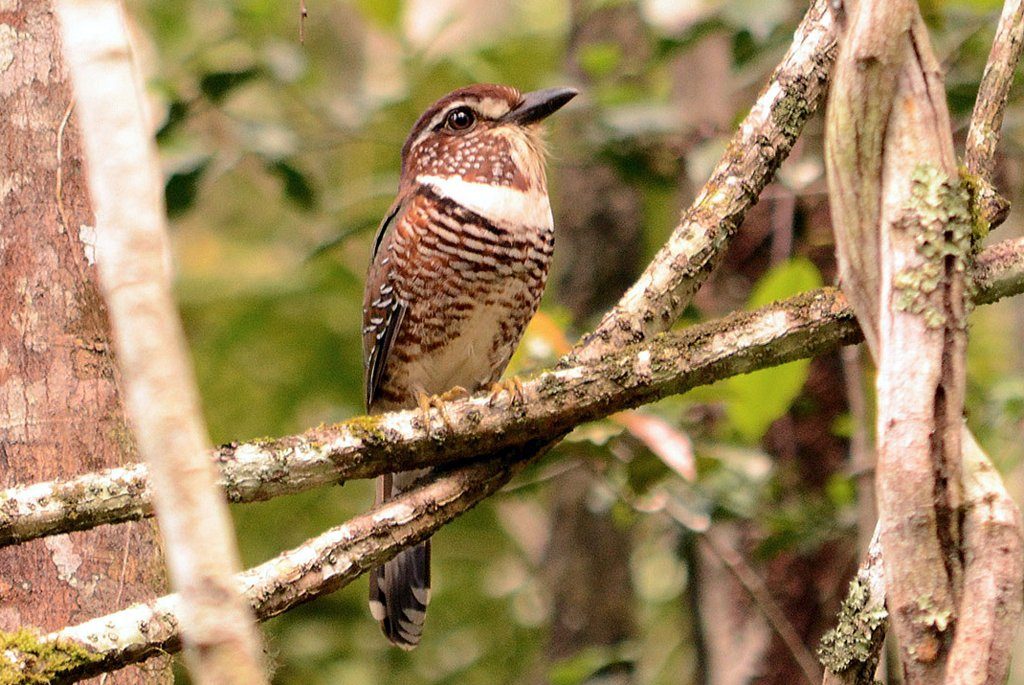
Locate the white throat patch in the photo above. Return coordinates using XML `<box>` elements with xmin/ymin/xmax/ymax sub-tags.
<box><xmin>417</xmin><ymin>174</ymin><xmax>553</xmax><ymax>229</ymax></box>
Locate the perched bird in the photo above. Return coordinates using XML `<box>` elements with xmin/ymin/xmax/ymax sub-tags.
<box><xmin>362</xmin><ymin>83</ymin><xmax>577</xmax><ymax>649</ymax></box>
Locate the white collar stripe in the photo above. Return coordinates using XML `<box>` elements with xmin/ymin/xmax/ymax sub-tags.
<box><xmin>417</xmin><ymin>174</ymin><xmax>552</xmax><ymax>229</ymax></box>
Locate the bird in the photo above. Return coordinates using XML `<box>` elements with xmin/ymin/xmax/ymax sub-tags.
<box><xmin>362</xmin><ymin>83</ymin><xmax>577</xmax><ymax>649</ymax></box>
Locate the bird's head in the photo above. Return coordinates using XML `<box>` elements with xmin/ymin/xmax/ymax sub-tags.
<box><xmin>399</xmin><ymin>84</ymin><xmax>577</xmax><ymax>197</ymax></box>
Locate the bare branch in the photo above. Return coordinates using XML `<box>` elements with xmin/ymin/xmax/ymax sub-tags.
<box><xmin>573</xmin><ymin>0</ymin><xmax>837</xmax><ymax>362</ymax></box>
<box><xmin>3</xmin><ymin>453</ymin><xmax>537</xmax><ymax>683</ymax></box>
<box><xmin>55</xmin><ymin>1</ymin><xmax>266</xmax><ymax>682</ymax></box>
<box><xmin>0</xmin><ymin>0</ymin><xmax>842</xmax><ymax>560</ymax></box>
<box><xmin>2</xmin><ymin>238</ymin><xmax>1024</xmax><ymax>551</ymax></box>
<box><xmin>0</xmin><ymin>288</ymin><xmax>856</xmax><ymax>545</ymax></box>
<box><xmin>961</xmin><ymin>0</ymin><xmax>1024</xmax><ymax>231</ymax></box>
<box><xmin>965</xmin><ymin>0</ymin><xmax>1024</xmax><ymax>185</ymax></box>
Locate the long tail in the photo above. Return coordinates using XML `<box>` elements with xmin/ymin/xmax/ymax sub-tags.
<box><xmin>368</xmin><ymin>472</ymin><xmax>431</xmax><ymax>650</ymax></box>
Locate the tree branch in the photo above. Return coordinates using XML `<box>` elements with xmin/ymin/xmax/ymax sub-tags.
<box><xmin>818</xmin><ymin>424</ymin><xmax>1024</xmax><ymax>684</ymax></box>
<box><xmin>945</xmin><ymin>429</ymin><xmax>1024</xmax><ymax>685</ymax></box>
<box><xmin>4</xmin><ymin>1</ymin><xmax>1023</xmax><ymax>679</ymax></box>
<box><xmin>962</xmin><ymin>0</ymin><xmax>1023</xmax><ymax>231</ymax></box>
<box><xmin>965</xmin><ymin>0</ymin><xmax>1024</xmax><ymax>186</ymax></box>
<box><xmin>2</xmin><ymin>238</ymin><xmax>1023</xmax><ymax>553</ymax></box>
<box><xmin>572</xmin><ymin>0</ymin><xmax>837</xmax><ymax>362</ymax></box>
<box><xmin>0</xmin><ymin>0</ymin><xmax>839</xmax><ymax>553</ymax></box>
<box><xmin>2</xmin><ymin>453</ymin><xmax>535</xmax><ymax>683</ymax></box>
<box><xmin>55</xmin><ymin>1</ymin><xmax>267</xmax><ymax>682</ymax></box>
<box><xmin>819</xmin><ymin>528</ymin><xmax>886</xmax><ymax>685</ymax></box>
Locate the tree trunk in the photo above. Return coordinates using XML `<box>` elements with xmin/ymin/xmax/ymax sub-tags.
<box><xmin>0</xmin><ymin>3</ymin><xmax>169</xmax><ymax>682</ymax></box>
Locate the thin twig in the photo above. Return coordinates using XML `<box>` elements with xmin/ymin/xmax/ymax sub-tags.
<box><xmin>698</xmin><ymin>527</ymin><xmax>823</xmax><ymax>684</ymax></box>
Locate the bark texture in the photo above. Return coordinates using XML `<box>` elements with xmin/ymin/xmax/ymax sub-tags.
<box><xmin>0</xmin><ymin>2</ymin><xmax>168</xmax><ymax>682</ymax></box>
<box><xmin>824</xmin><ymin>0</ymin><xmax>1024</xmax><ymax>682</ymax></box>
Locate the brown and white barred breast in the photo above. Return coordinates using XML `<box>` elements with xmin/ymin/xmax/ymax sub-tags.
<box><xmin>363</xmin><ymin>85</ymin><xmax>555</xmax><ymax>413</ymax></box>
<box><xmin>362</xmin><ymin>184</ymin><xmax>554</xmax><ymax>411</ymax></box>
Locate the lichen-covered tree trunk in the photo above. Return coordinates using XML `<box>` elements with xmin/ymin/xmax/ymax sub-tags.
<box><xmin>0</xmin><ymin>3</ymin><xmax>168</xmax><ymax>682</ymax></box>
<box><xmin>823</xmin><ymin>0</ymin><xmax>1024</xmax><ymax>682</ymax></box>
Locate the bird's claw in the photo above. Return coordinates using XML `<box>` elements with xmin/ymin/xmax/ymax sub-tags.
<box><xmin>415</xmin><ymin>386</ymin><xmax>468</xmax><ymax>433</ymax></box>
<box><xmin>487</xmin><ymin>377</ymin><xmax>525</xmax><ymax>407</ymax></box>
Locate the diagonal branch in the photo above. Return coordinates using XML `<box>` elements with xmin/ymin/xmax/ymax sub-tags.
<box><xmin>0</xmin><ymin>289</ymin><xmax>859</xmax><ymax>546</ymax></box>
<box><xmin>0</xmin><ymin>0</ymin><xmax>841</xmax><ymax>554</ymax></box>
<box><xmin>572</xmin><ymin>0</ymin><xmax>837</xmax><ymax>362</ymax></box>
<box><xmin>3</xmin><ymin>452</ymin><xmax>536</xmax><ymax>683</ymax></box>
<box><xmin>963</xmin><ymin>0</ymin><xmax>1024</xmax><ymax>231</ymax></box>
<box><xmin>965</xmin><ymin>0</ymin><xmax>1024</xmax><ymax>186</ymax></box>
<box><xmin>2</xmin><ymin>237</ymin><xmax>1023</xmax><ymax>553</ymax></box>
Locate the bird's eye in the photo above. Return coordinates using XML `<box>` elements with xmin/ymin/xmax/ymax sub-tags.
<box><xmin>445</xmin><ymin>107</ymin><xmax>475</xmax><ymax>131</ymax></box>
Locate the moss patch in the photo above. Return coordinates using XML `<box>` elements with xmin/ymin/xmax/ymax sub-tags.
<box><xmin>0</xmin><ymin>628</ymin><xmax>102</xmax><ymax>684</ymax></box>
<box><xmin>818</xmin><ymin>577</ymin><xmax>888</xmax><ymax>674</ymax></box>
<box><xmin>892</xmin><ymin>164</ymin><xmax>973</xmax><ymax>328</ymax></box>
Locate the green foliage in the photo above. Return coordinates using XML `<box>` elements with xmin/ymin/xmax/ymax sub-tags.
<box><xmin>549</xmin><ymin>648</ymin><xmax>631</xmax><ymax>685</ymax></box>
<box><xmin>724</xmin><ymin>258</ymin><xmax>822</xmax><ymax>443</ymax></box>
<box><xmin>577</xmin><ymin>42</ymin><xmax>623</xmax><ymax>78</ymax></box>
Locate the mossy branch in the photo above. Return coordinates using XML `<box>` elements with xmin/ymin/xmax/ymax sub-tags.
<box><xmin>0</xmin><ymin>238</ymin><xmax>1022</xmax><ymax>555</ymax></box>
<box><xmin>819</xmin><ymin>529</ymin><xmax>886</xmax><ymax>685</ymax></box>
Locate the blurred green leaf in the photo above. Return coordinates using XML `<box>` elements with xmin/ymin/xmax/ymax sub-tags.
<box><xmin>199</xmin><ymin>67</ymin><xmax>262</xmax><ymax>103</ymax></box>
<box><xmin>747</xmin><ymin>256</ymin><xmax>822</xmax><ymax>309</ymax></box>
<box><xmin>578</xmin><ymin>42</ymin><xmax>623</xmax><ymax>78</ymax></box>
<box><xmin>725</xmin><ymin>359</ymin><xmax>811</xmax><ymax>443</ymax></box>
<box><xmin>548</xmin><ymin>647</ymin><xmax>626</xmax><ymax>685</ymax></box>
<box><xmin>268</xmin><ymin>159</ymin><xmax>318</xmax><ymax>210</ymax></box>
<box><xmin>165</xmin><ymin>157</ymin><xmax>211</xmax><ymax>217</ymax></box>
<box><xmin>355</xmin><ymin>0</ymin><xmax>401</xmax><ymax>28</ymax></box>
<box><xmin>723</xmin><ymin>258</ymin><xmax>822</xmax><ymax>442</ymax></box>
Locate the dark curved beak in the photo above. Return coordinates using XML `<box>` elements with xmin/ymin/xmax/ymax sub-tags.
<box><xmin>502</xmin><ymin>87</ymin><xmax>579</xmax><ymax>125</ymax></box>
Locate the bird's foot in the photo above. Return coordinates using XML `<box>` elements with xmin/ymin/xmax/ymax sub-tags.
<box><xmin>415</xmin><ymin>386</ymin><xmax>468</xmax><ymax>433</ymax></box>
<box><xmin>488</xmin><ymin>377</ymin><xmax>525</xmax><ymax>407</ymax></box>
<box><xmin>437</xmin><ymin>385</ymin><xmax>470</xmax><ymax>403</ymax></box>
